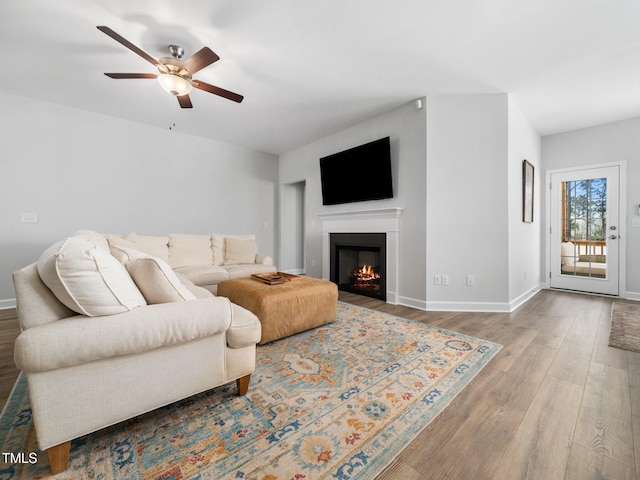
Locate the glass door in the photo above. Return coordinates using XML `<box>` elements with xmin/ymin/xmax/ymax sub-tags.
<box><xmin>550</xmin><ymin>166</ymin><xmax>619</xmax><ymax>295</ymax></box>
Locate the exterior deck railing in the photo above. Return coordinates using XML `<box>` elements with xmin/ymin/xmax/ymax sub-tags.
<box><xmin>570</xmin><ymin>240</ymin><xmax>606</xmax><ymax>256</ymax></box>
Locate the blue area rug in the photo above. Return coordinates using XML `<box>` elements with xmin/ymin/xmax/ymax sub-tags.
<box><xmin>0</xmin><ymin>302</ymin><xmax>501</xmax><ymax>479</ymax></box>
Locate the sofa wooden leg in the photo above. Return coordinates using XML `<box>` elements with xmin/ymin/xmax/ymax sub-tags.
<box><xmin>47</xmin><ymin>441</ymin><xmax>71</xmax><ymax>474</ymax></box>
<box><xmin>236</xmin><ymin>374</ymin><xmax>251</xmax><ymax>396</ymax></box>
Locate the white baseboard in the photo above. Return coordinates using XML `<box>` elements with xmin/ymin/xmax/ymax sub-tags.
<box><xmin>0</xmin><ymin>298</ymin><xmax>16</xmax><ymax>310</ymax></box>
<box><xmin>396</xmin><ymin>295</ymin><xmax>427</xmax><ymax>311</ymax></box>
<box><xmin>625</xmin><ymin>291</ymin><xmax>640</xmax><ymax>302</ymax></box>
<box><xmin>509</xmin><ymin>284</ymin><xmax>543</xmax><ymax>312</ymax></box>
<box><xmin>425</xmin><ymin>300</ymin><xmax>512</xmax><ymax>313</ymax></box>
<box><xmin>426</xmin><ymin>284</ymin><xmax>543</xmax><ymax>313</ymax></box>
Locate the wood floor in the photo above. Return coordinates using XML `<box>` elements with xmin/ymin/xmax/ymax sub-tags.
<box><xmin>1</xmin><ymin>289</ymin><xmax>638</xmax><ymax>479</ymax></box>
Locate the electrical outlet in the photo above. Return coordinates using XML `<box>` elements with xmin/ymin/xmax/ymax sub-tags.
<box><xmin>442</xmin><ymin>274</ymin><xmax>449</xmax><ymax>286</ymax></box>
<box><xmin>434</xmin><ymin>274</ymin><xmax>442</xmax><ymax>285</ymax></box>
<box><xmin>466</xmin><ymin>275</ymin><xmax>475</xmax><ymax>286</ymax></box>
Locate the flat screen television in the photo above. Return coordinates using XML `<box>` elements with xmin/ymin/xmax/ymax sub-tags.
<box><xmin>319</xmin><ymin>136</ymin><xmax>393</xmax><ymax>206</ymax></box>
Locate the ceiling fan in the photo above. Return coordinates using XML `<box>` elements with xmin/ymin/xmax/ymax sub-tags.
<box><xmin>97</xmin><ymin>25</ymin><xmax>243</xmax><ymax>108</ymax></box>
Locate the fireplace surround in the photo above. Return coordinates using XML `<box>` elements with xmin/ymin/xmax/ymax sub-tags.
<box><xmin>318</xmin><ymin>208</ymin><xmax>403</xmax><ymax>304</ymax></box>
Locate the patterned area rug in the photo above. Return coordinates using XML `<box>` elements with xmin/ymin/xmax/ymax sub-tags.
<box><xmin>609</xmin><ymin>302</ymin><xmax>640</xmax><ymax>353</ymax></box>
<box><xmin>1</xmin><ymin>302</ymin><xmax>501</xmax><ymax>479</ymax></box>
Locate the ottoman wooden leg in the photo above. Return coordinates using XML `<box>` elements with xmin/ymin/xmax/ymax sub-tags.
<box><xmin>236</xmin><ymin>374</ymin><xmax>251</xmax><ymax>396</ymax></box>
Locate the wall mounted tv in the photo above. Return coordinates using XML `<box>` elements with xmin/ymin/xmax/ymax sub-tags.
<box><xmin>319</xmin><ymin>136</ymin><xmax>393</xmax><ymax>206</ymax></box>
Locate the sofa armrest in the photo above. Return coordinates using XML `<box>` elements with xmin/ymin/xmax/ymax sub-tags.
<box><xmin>255</xmin><ymin>254</ymin><xmax>273</xmax><ymax>266</ymax></box>
<box><xmin>15</xmin><ymin>297</ymin><xmax>234</xmax><ymax>373</ymax></box>
<box><xmin>227</xmin><ymin>304</ymin><xmax>261</xmax><ymax>348</ymax></box>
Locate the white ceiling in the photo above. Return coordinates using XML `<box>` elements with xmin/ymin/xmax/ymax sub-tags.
<box><xmin>2</xmin><ymin>0</ymin><xmax>640</xmax><ymax>155</ymax></box>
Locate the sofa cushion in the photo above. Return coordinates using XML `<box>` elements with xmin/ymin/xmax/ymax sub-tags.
<box><xmin>167</xmin><ymin>234</ymin><xmax>213</xmax><ymax>269</ymax></box>
<box><xmin>126</xmin><ymin>257</ymin><xmax>197</xmax><ymax>304</ymax></box>
<box><xmin>173</xmin><ymin>264</ymin><xmax>230</xmax><ymax>286</ymax></box>
<box><xmin>37</xmin><ymin>237</ymin><xmax>146</xmax><ymax>317</ymax></box>
<box><xmin>212</xmin><ymin>234</ymin><xmax>255</xmax><ymax>266</ymax></box>
<box><xmin>224</xmin><ymin>237</ymin><xmax>257</xmax><ymax>265</ymax></box>
<box><xmin>173</xmin><ymin>272</ymin><xmax>212</xmax><ymax>298</ymax></box>
<box><xmin>107</xmin><ymin>234</ymin><xmax>170</xmax><ymax>262</ymax></box>
<box><xmin>224</xmin><ymin>263</ymin><xmax>278</xmax><ymax>279</ymax></box>
<box><xmin>562</xmin><ymin>262</ymin><xmax>607</xmax><ymax>276</ymax></box>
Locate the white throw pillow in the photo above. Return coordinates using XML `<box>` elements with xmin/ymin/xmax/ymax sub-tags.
<box><xmin>212</xmin><ymin>234</ymin><xmax>255</xmax><ymax>266</ymax></box>
<box><xmin>224</xmin><ymin>237</ymin><xmax>257</xmax><ymax>265</ymax></box>
<box><xmin>37</xmin><ymin>237</ymin><xmax>146</xmax><ymax>317</ymax></box>
<box><xmin>560</xmin><ymin>241</ymin><xmax>577</xmax><ymax>266</ymax></box>
<box><xmin>109</xmin><ymin>245</ymin><xmax>150</xmax><ymax>265</ymax></box>
<box><xmin>126</xmin><ymin>256</ymin><xmax>197</xmax><ymax>304</ymax></box>
<box><xmin>73</xmin><ymin>230</ymin><xmax>110</xmax><ymax>252</ymax></box>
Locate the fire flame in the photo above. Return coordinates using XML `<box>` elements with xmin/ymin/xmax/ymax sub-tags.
<box><xmin>353</xmin><ymin>264</ymin><xmax>380</xmax><ymax>282</ymax></box>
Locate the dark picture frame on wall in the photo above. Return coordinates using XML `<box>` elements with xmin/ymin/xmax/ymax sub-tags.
<box><xmin>522</xmin><ymin>159</ymin><xmax>534</xmax><ymax>223</ymax></box>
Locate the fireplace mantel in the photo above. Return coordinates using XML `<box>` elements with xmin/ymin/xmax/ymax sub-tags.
<box><xmin>317</xmin><ymin>207</ymin><xmax>403</xmax><ymax>233</ymax></box>
<box><xmin>318</xmin><ymin>207</ymin><xmax>403</xmax><ymax>304</ymax></box>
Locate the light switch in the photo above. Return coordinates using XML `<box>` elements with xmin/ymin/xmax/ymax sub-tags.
<box><xmin>21</xmin><ymin>213</ymin><xmax>38</xmax><ymax>224</ymax></box>
<box><xmin>632</xmin><ymin>218</ymin><xmax>640</xmax><ymax>228</ymax></box>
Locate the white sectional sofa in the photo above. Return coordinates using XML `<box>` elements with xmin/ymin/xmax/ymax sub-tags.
<box><xmin>11</xmin><ymin>230</ymin><xmax>272</xmax><ymax>474</ymax></box>
<box><xmin>105</xmin><ymin>231</ymin><xmax>277</xmax><ymax>293</ymax></box>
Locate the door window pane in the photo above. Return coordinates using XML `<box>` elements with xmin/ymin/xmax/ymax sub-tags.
<box><xmin>560</xmin><ymin>178</ymin><xmax>607</xmax><ymax>278</ymax></box>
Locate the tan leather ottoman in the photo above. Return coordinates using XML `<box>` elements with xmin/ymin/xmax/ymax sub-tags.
<box><xmin>217</xmin><ymin>276</ymin><xmax>338</xmax><ymax>344</ymax></box>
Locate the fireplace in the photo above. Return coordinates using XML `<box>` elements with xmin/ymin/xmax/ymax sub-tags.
<box><xmin>330</xmin><ymin>233</ymin><xmax>386</xmax><ymax>301</ymax></box>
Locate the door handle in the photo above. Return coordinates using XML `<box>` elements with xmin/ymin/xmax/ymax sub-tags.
<box><xmin>609</xmin><ymin>235</ymin><xmax>618</xmax><ymax>240</ymax></box>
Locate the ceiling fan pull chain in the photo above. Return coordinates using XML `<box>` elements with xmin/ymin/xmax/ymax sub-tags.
<box><xmin>169</xmin><ymin>94</ymin><xmax>176</xmax><ymax>131</ymax></box>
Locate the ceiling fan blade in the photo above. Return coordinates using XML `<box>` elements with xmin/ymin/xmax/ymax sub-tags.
<box><xmin>177</xmin><ymin>95</ymin><xmax>193</xmax><ymax>108</ymax></box>
<box><xmin>192</xmin><ymin>80</ymin><xmax>244</xmax><ymax>103</ymax></box>
<box><xmin>104</xmin><ymin>73</ymin><xmax>158</xmax><ymax>79</ymax></box>
<box><xmin>183</xmin><ymin>47</ymin><xmax>220</xmax><ymax>74</ymax></box>
<box><xmin>97</xmin><ymin>26</ymin><xmax>159</xmax><ymax>67</ymax></box>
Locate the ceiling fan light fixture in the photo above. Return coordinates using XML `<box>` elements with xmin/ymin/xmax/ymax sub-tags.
<box><xmin>157</xmin><ymin>73</ymin><xmax>192</xmax><ymax>96</ymax></box>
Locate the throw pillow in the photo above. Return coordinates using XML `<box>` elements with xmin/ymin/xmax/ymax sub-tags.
<box><xmin>73</xmin><ymin>230</ymin><xmax>110</xmax><ymax>252</ymax></box>
<box><xmin>37</xmin><ymin>237</ymin><xmax>146</xmax><ymax>317</ymax></box>
<box><xmin>212</xmin><ymin>234</ymin><xmax>255</xmax><ymax>266</ymax></box>
<box><xmin>224</xmin><ymin>237</ymin><xmax>257</xmax><ymax>265</ymax></box>
<box><xmin>560</xmin><ymin>241</ymin><xmax>577</xmax><ymax>266</ymax></box>
<box><xmin>126</xmin><ymin>256</ymin><xmax>197</xmax><ymax>304</ymax></box>
<box><xmin>109</xmin><ymin>245</ymin><xmax>150</xmax><ymax>265</ymax></box>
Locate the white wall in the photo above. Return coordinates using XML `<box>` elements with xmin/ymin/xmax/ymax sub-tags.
<box><xmin>279</xmin><ymin>100</ymin><xmax>427</xmax><ymax>308</ymax></box>
<box><xmin>508</xmin><ymin>99</ymin><xmax>542</xmax><ymax>307</ymax></box>
<box><xmin>542</xmin><ymin>117</ymin><xmax>640</xmax><ymax>299</ymax></box>
<box><xmin>0</xmin><ymin>91</ymin><xmax>278</xmax><ymax>306</ymax></box>
<box><xmin>426</xmin><ymin>95</ymin><xmax>511</xmax><ymax>310</ymax></box>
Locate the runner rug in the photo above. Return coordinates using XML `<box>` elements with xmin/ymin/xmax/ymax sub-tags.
<box><xmin>609</xmin><ymin>302</ymin><xmax>640</xmax><ymax>353</ymax></box>
<box><xmin>1</xmin><ymin>302</ymin><xmax>501</xmax><ymax>479</ymax></box>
